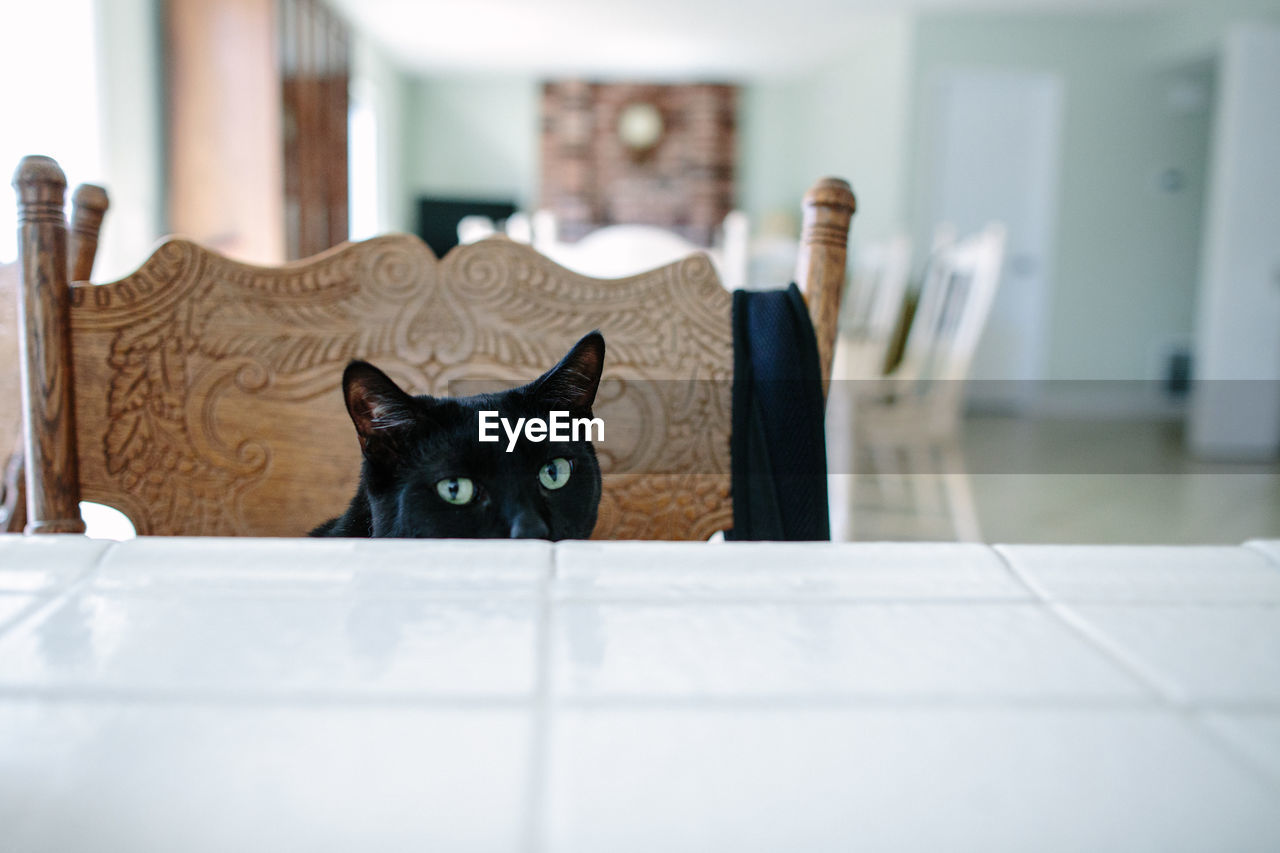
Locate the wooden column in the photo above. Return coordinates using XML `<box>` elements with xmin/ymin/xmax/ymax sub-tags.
<box><xmin>166</xmin><ymin>0</ymin><xmax>286</xmax><ymax>263</ymax></box>
<box><xmin>13</xmin><ymin>156</ymin><xmax>85</xmax><ymax>534</ymax></box>
<box><xmin>794</xmin><ymin>177</ymin><xmax>856</xmax><ymax>394</ymax></box>
<box><xmin>166</xmin><ymin>0</ymin><xmax>350</xmax><ymax>262</ymax></box>
<box><xmin>68</xmin><ymin>184</ymin><xmax>109</xmax><ymax>282</ymax></box>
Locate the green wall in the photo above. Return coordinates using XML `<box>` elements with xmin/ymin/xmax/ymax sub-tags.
<box><xmin>907</xmin><ymin>9</ymin><xmax>1276</xmax><ymax>382</ymax></box>
<box><xmin>403</xmin><ymin>75</ymin><xmax>541</xmax><ymax>213</ymax></box>
<box><xmin>740</xmin><ymin>15</ymin><xmax>915</xmax><ymax>250</ymax></box>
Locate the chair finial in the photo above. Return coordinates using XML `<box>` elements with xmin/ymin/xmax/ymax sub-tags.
<box><xmin>796</xmin><ymin>177</ymin><xmax>857</xmax><ymax>393</ymax></box>
<box><xmin>13</xmin><ymin>155</ymin><xmax>68</xmax><ymax>225</ymax></box>
<box><xmin>802</xmin><ymin>178</ymin><xmax>857</xmax><ymax>244</ymax></box>
<box><xmin>69</xmin><ymin>184</ymin><xmax>110</xmax><ymax>282</ymax></box>
<box><xmin>72</xmin><ymin>183</ymin><xmax>110</xmax><ymax>217</ymax></box>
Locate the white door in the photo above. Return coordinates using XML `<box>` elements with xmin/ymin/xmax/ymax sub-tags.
<box><xmin>926</xmin><ymin>70</ymin><xmax>1063</xmax><ymax>410</ymax></box>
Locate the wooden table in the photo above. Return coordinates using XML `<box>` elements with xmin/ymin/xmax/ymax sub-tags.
<box><xmin>2</xmin><ymin>536</ymin><xmax>1279</xmax><ymax>851</ymax></box>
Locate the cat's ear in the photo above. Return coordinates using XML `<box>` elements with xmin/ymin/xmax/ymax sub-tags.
<box><xmin>534</xmin><ymin>331</ymin><xmax>605</xmax><ymax>411</ymax></box>
<box><xmin>342</xmin><ymin>361</ymin><xmax>420</xmax><ymax>457</ymax></box>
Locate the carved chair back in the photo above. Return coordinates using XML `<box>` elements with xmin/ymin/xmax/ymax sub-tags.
<box><xmin>15</xmin><ymin>156</ymin><xmax>853</xmax><ymax>538</ymax></box>
<box><xmin>2</xmin><ymin>179</ymin><xmax>108</xmax><ymax>533</ymax></box>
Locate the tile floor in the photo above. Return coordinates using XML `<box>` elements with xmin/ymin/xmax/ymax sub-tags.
<box><xmin>2</xmin><ymin>535</ymin><xmax>1279</xmax><ymax>851</ymax></box>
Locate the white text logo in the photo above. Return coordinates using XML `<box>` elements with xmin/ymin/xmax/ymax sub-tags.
<box><xmin>478</xmin><ymin>411</ymin><xmax>604</xmax><ymax>452</ymax></box>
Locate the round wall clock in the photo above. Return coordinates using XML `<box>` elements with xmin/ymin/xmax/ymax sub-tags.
<box><xmin>617</xmin><ymin>101</ymin><xmax>664</xmax><ymax>152</ymax></box>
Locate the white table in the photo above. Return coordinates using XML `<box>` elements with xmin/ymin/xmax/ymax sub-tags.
<box><xmin>2</xmin><ymin>535</ymin><xmax>1279</xmax><ymax>852</ymax></box>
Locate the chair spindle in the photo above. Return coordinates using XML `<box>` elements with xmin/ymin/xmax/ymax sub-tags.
<box><xmin>794</xmin><ymin>177</ymin><xmax>856</xmax><ymax>394</ymax></box>
<box><xmin>13</xmin><ymin>155</ymin><xmax>85</xmax><ymax>533</ymax></box>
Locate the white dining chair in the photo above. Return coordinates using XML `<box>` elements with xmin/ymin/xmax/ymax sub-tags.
<box><xmin>530</xmin><ymin>209</ymin><xmax>750</xmax><ymax>290</ymax></box>
<box><xmin>840</xmin><ymin>223</ymin><xmax>1007</xmax><ymax>542</ymax></box>
<box><xmin>833</xmin><ymin>234</ymin><xmax>913</xmax><ymax>381</ymax></box>
<box><xmin>456</xmin><ymin>215</ymin><xmax>498</xmax><ymax>245</ymax></box>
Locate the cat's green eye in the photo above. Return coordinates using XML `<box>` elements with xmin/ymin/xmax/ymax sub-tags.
<box><xmin>539</xmin><ymin>457</ymin><xmax>572</xmax><ymax>490</ymax></box>
<box><xmin>436</xmin><ymin>477</ymin><xmax>475</xmax><ymax>506</ymax></box>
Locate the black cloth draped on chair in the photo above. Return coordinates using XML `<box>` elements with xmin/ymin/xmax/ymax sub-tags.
<box><xmin>728</xmin><ymin>283</ymin><xmax>830</xmax><ymax>541</ymax></box>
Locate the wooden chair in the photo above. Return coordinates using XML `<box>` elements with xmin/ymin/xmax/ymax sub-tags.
<box><xmin>1</xmin><ymin>180</ymin><xmax>109</xmax><ymax>533</ymax></box>
<box><xmin>15</xmin><ymin>155</ymin><xmax>853</xmax><ymax>538</ymax></box>
<box><xmin>837</xmin><ymin>224</ymin><xmax>1006</xmax><ymax>541</ymax></box>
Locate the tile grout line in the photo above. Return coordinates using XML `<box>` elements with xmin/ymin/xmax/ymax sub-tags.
<box><xmin>520</xmin><ymin>546</ymin><xmax>556</xmax><ymax>853</ymax></box>
<box><xmin>990</xmin><ymin>545</ymin><xmax>1187</xmax><ymax>706</ymax></box>
<box><xmin>547</xmin><ymin>594</ymin><xmax>1043</xmax><ymax>606</ymax></box>
<box><xmin>0</xmin><ymin>684</ymin><xmax>540</xmax><ymax>707</ymax></box>
<box><xmin>1243</xmin><ymin>540</ymin><xmax>1280</xmax><ymax>572</ymax></box>
<box><xmin>1192</xmin><ymin>710</ymin><xmax>1280</xmax><ymax>793</ymax></box>
<box><xmin>992</xmin><ymin>544</ymin><xmax>1280</xmax><ymax>795</ymax></box>
<box><xmin>1178</xmin><ymin>539</ymin><xmax>1280</xmax><ymax>794</ymax></box>
<box><xmin>0</xmin><ymin>683</ymin><xmax>1237</xmax><ymax>711</ymax></box>
<box><xmin>981</xmin><ymin>542</ymin><xmax>1042</xmax><ymax>601</ymax></box>
<box><xmin>0</xmin><ymin>538</ymin><xmax>118</xmax><ymax>640</ymax></box>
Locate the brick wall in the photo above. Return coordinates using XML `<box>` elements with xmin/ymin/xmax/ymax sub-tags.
<box><xmin>540</xmin><ymin>81</ymin><xmax>736</xmax><ymax>246</ymax></box>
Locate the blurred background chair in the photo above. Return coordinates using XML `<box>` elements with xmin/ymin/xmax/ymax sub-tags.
<box><xmin>834</xmin><ymin>223</ymin><xmax>1006</xmax><ymax>541</ymax></box>
<box><xmin>455</xmin><ymin>214</ymin><xmax>499</xmax><ymax>244</ymax></box>
<box><xmin>530</xmin><ymin>209</ymin><xmax>750</xmax><ymax>291</ymax></box>
<box><xmin>14</xmin><ymin>156</ymin><xmax>853</xmax><ymax>539</ymax></box>
<box><xmin>1</xmin><ymin>182</ymin><xmax>108</xmax><ymax>534</ymax></box>
<box><xmin>832</xmin><ymin>234</ymin><xmax>913</xmax><ymax>382</ymax></box>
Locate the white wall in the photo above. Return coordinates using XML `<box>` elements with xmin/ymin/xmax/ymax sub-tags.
<box><xmin>1189</xmin><ymin>25</ymin><xmax>1280</xmax><ymax>458</ymax></box>
<box><xmin>1</xmin><ymin>0</ymin><xmax>112</xmax><ymax>267</ymax></box>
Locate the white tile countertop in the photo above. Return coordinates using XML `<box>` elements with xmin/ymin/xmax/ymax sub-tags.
<box><xmin>1</xmin><ymin>535</ymin><xmax>1278</xmax><ymax>852</ymax></box>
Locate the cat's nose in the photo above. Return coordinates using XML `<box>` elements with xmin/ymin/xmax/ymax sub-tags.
<box><xmin>508</xmin><ymin>511</ymin><xmax>549</xmax><ymax>540</ymax></box>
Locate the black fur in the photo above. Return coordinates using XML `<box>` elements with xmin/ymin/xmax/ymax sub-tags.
<box><xmin>311</xmin><ymin>332</ymin><xmax>605</xmax><ymax>539</ymax></box>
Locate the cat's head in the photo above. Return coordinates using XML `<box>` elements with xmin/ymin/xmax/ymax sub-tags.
<box><xmin>341</xmin><ymin>332</ymin><xmax>605</xmax><ymax>539</ymax></box>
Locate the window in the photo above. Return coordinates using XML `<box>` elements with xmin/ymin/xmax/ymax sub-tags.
<box><xmin>0</xmin><ymin>0</ymin><xmax>103</xmax><ymax>263</ymax></box>
<box><xmin>347</xmin><ymin>80</ymin><xmax>380</xmax><ymax>241</ymax></box>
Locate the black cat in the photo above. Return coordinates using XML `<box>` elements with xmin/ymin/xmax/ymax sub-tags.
<box><xmin>311</xmin><ymin>332</ymin><xmax>605</xmax><ymax>539</ymax></box>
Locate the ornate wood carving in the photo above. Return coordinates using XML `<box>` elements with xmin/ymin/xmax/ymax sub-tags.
<box><xmin>794</xmin><ymin>177</ymin><xmax>856</xmax><ymax>393</ymax></box>
<box><xmin>68</xmin><ymin>235</ymin><xmax>735</xmax><ymax>538</ymax></box>
<box><xmin>13</xmin><ymin>156</ymin><xmax>85</xmax><ymax>534</ymax></box>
